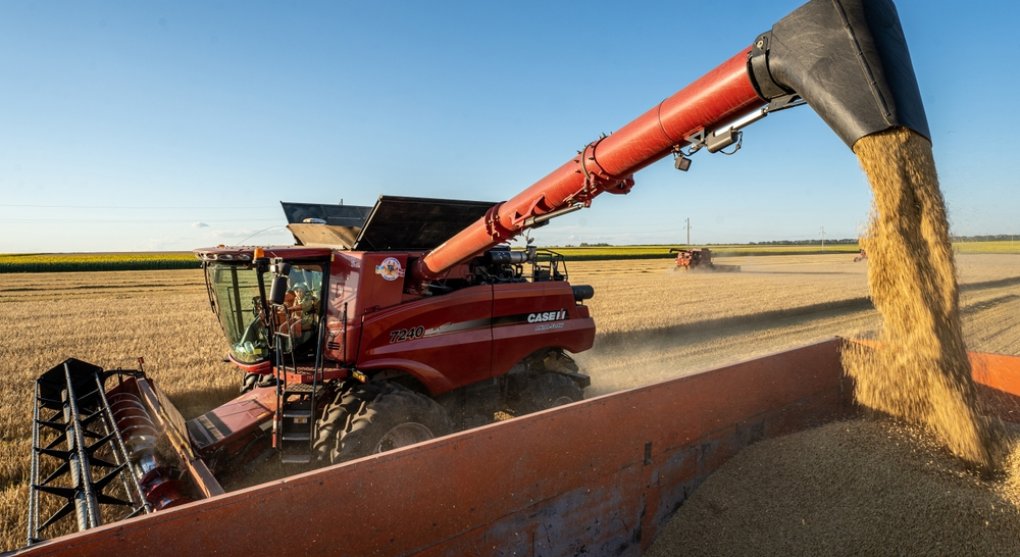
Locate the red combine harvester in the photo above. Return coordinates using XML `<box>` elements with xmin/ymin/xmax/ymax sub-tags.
<box><xmin>669</xmin><ymin>247</ymin><xmax>740</xmax><ymax>271</ymax></box>
<box><xmin>21</xmin><ymin>0</ymin><xmax>947</xmax><ymax>553</ymax></box>
<box><xmin>195</xmin><ymin>196</ymin><xmax>597</xmax><ymax>464</ymax></box>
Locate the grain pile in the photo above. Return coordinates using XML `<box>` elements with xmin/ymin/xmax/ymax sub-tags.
<box><xmin>645</xmin><ymin>419</ymin><xmax>1020</xmax><ymax>556</ymax></box>
<box><xmin>842</xmin><ymin>127</ymin><xmax>1005</xmax><ymax>469</ymax></box>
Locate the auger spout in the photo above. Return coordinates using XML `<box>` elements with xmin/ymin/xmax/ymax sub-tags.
<box><xmin>749</xmin><ymin>0</ymin><xmax>930</xmax><ymax>148</ymax></box>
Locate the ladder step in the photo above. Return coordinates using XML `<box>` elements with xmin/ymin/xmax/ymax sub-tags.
<box><xmin>279</xmin><ymin>453</ymin><xmax>312</xmax><ymax>464</ymax></box>
<box><xmin>282</xmin><ymin>408</ymin><xmax>312</xmax><ymax>419</ymax></box>
<box><xmin>285</xmin><ymin>383</ymin><xmax>315</xmax><ymax>394</ymax></box>
<box><xmin>281</xmin><ymin>432</ymin><xmax>311</xmax><ymax>442</ymax></box>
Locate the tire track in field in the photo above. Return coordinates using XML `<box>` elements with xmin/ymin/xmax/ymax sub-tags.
<box><xmin>594</xmin><ymin>276</ymin><xmax>1020</xmax><ymax>351</ymax></box>
<box><xmin>594</xmin><ymin>297</ymin><xmax>874</xmax><ymax>351</ymax></box>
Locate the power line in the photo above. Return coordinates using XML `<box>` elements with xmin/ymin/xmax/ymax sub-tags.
<box><xmin>0</xmin><ymin>203</ymin><xmax>268</xmax><ymax>210</ymax></box>
<box><xmin>0</xmin><ymin>217</ymin><xmax>282</xmax><ymax>223</ymax></box>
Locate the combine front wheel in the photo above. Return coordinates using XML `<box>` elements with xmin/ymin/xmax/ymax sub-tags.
<box><xmin>315</xmin><ymin>381</ymin><xmax>452</xmax><ymax>464</ymax></box>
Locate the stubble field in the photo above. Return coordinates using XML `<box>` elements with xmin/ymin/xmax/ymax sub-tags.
<box><xmin>2</xmin><ymin>253</ymin><xmax>1019</xmax><ymax>551</ymax></box>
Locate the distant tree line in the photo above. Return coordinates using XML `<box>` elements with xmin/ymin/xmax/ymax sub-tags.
<box><xmin>747</xmin><ymin>235</ymin><xmax>1016</xmax><ymax>245</ymax></box>
<box><xmin>559</xmin><ymin>235</ymin><xmax>1016</xmax><ymax>249</ymax></box>
<box><xmin>949</xmin><ymin>234</ymin><xmax>1019</xmax><ymax>242</ymax></box>
<box><xmin>748</xmin><ymin>239</ymin><xmax>858</xmax><ymax>246</ymax></box>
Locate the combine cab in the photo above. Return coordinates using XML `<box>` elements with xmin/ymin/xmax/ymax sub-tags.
<box><xmin>670</xmin><ymin>247</ymin><xmax>741</xmax><ymax>272</ymax></box>
<box><xmin>19</xmin><ymin>0</ymin><xmax>943</xmax><ymax>552</ymax></box>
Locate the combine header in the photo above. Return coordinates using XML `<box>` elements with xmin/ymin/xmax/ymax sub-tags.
<box><xmin>19</xmin><ymin>0</ymin><xmax>947</xmax><ymax>553</ymax></box>
<box><xmin>27</xmin><ymin>360</ymin><xmax>209</xmax><ymax>542</ymax></box>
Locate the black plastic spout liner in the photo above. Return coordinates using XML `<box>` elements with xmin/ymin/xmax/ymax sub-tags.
<box><xmin>749</xmin><ymin>0</ymin><xmax>930</xmax><ymax>148</ymax></box>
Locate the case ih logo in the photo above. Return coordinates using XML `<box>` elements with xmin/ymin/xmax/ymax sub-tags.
<box><xmin>375</xmin><ymin>257</ymin><xmax>404</xmax><ymax>281</ymax></box>
<box><xmin>527</xmin><ymin>309</ymin><xmax>567</xmax><ymax>323</ymax></box>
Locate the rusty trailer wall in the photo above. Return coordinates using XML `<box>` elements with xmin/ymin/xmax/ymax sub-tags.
<box><xmin>14</xmin><ymin>339</ymin><xmax>854</xmax><ymax>557</ymax></box>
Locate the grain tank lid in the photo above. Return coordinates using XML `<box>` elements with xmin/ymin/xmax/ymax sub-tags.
<box><xmin>353</xmin><ymin>195</ymin><xmax>495</xmax><ymax>251</ymax></box>
<box><xmin>280</xmin><ymin>201</ymin><xmax>373</xmax><ymax>249</ymax></box>
<box><xmin>280</xmin><ymin>201</ymin><xmax>373</xmax><ymax>227</ymax></box>
<box><xmin>286</xmin><ymin>223</ymin><xmax>362</xmax><ymax>249</ymax></box>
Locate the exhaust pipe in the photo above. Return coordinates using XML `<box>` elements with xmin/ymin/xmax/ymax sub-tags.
<box><xmin>750</xmin><ymin>0</ymin><xmax>930</xmax><ymax>147</ymax></box>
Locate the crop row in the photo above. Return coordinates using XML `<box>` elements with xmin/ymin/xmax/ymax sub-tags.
<box><xmin>0</xmin><ymin>252</ymin><xmax>200</xmax><ymax>273</ymax></box>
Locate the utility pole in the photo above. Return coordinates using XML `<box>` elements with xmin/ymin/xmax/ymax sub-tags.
<box><xmin>685</xmin><ymin>218</ymin><xmax>691</xmax><ymax>246</ymax></box>
<box><xmin>820</xmin><ymin>226</ymin><xmax>826</xmax><ymax>248</ymax></box>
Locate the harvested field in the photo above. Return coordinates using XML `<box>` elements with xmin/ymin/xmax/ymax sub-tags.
<box><xmin>1</xmin><ymin>254</ymin><xmax>1019</xmax><ymax>551</ymax></box>
<box><xmin>577</xmin><ymin>253</ymin><xmax>1020</xmax><ymax>394</ymax></box>
<box><xmin>0</xmin><ymin>270</ymin><xmax>233</xmax><ymax>550</ymax></box>
<box><xmin>574</xmin><ymin>253</ymin><xmax>1018</xmax><ymax>336</ymax></box>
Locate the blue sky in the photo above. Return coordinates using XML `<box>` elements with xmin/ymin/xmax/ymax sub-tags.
<box><xmin>1</xmin><ymin>1</ymin><xmax>1017</xmax><ymax>253</ymax></box>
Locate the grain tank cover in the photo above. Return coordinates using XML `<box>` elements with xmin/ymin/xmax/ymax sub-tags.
<box><xmin>353</xmin><ymin>195</ymin><xmax>494</xmax><ymax>251</ymax></box>
<box><xmin>280</xmin><ymin>201</ymin><xmax>373</xmax><ymax>228</ymax></box>
<box><xmin>281</xmin><ymin>201</ymin><xmax>373</xmax><ymax>249</ymax></box>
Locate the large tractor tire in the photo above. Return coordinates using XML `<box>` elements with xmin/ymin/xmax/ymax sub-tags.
<box><xmin>507</xmin><ymin>372</ymin><xmax>584</xmax><ymax>415</ymax></box>
<box><xmin>314</xmin><ymin>381</ymin><xmax>452</xmax><ymax>464</ymax></box>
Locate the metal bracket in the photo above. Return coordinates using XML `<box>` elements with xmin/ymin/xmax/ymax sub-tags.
<box><xmin>684</xmin><ymin>130</ymin><xmax>706</xmax><ymax>155</ymax></box>
<box><xmin>680</xmin><ymin>92</ymin><xmax>805</xmax><ymax>160</ymax></box>
<box><xmin>766</xmin><ymin>93</ymin><xmax>806</xmax><ymax>114</ymax></box>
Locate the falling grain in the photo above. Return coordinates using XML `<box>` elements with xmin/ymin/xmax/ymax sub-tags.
<box><xmin>844</xmin><ymin>127</ymin><xmax>1005</xmax><ymax>469</ymax></box>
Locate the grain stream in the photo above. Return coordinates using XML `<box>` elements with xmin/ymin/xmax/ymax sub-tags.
<box><xmin>843</xmin><ymin>127</ymin><xmax>1005</xmax><ymax>469</ymax></box>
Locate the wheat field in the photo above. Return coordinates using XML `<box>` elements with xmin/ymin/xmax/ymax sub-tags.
<box><xmin>2</xmin><ymin>253</ymin><xmax>1019</xmax><ymax>551</ymax></box>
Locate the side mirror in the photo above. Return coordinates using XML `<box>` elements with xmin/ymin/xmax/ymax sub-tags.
<box><xmin>268</xmin><ymin>260</ymin><xmax>291</xmax><ymax>305</ymax></box>
<box><xmin>269</xmin><ymin>274</ymin><xmax>289</xmax><ymax>305</ymax></box>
